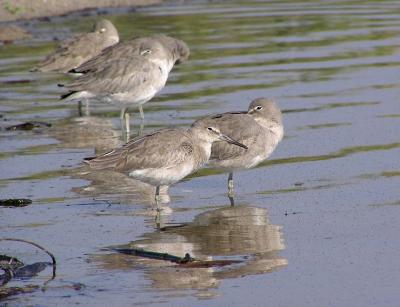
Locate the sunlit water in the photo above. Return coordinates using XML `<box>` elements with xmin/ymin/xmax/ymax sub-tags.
<box><xmin>1</xmin><ymin>0</ymin><xmax>400</xmax><ymax>306</ymax></box>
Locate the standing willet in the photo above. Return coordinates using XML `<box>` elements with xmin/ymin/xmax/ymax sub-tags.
<box><xmin>199</xmin><ymin>98</ymin><xmax>283</xmax><ymax>202</ymax></box>
<box><xmin>32</xmin><ymin>19</ymin><xmax>119</xmax><ymax>73</ymax></box>
<box><xmin>84</xmin><ymin>119</ymin><xmax>247</xmax><ymax>210</ymax></box>
<box><xmin>70</xmin><ymin>34</ymin><xmax>189</xmax><ymax>74</ymax></box>
<box><xmin>60</xmin><ymin>35</ymin><xmax>189</xmax><ymax>136</ymax></box>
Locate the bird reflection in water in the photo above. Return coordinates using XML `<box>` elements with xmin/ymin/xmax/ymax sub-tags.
<box><xmin>51</xmin><ymin>115</ymin><xmax>170</xmax><ymax>207</ymax></box>
<box><xmin>91</xmin><ymin>205</ymin><xmax>287</xmax><ymax>298</ymax></box>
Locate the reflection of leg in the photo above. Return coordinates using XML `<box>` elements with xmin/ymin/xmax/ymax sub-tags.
<box><xmin>155</xmin><ymin>210</ymin><xmax>161</xmax><ymax>229</ymax></box>
<box><xmin>155</xmin><ymin>186</ymin><xmax>161</xmax><ymax>211</ymax></box>
<box><xmin>139</xmin><ymin>105</ymin><xmax>144</xmax><ymax>120</ymax></box>
<box><xmin>228</xmin><ymin>172</ymin><xmax>234</xmax><ymax>198</ymax></box>
<box><xmin>138</xmin><ymin>120</ymin><xmax>144</xmax><ymax>136</ymax></box>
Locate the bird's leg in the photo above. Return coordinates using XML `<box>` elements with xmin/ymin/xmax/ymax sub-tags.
<box><xmin>78</xmin><ymin>101</ymin><xmax>83</xmax><ymax>117</ymax></box>
<box><xmin>154</xmin><ymin>186</ymin><xmax>161</xmax><ymax>229</ymax></box>
<box><xmin>124</xmin><ymin>111</ymin><xmax>130</xmax><ymax>135</ymax></box>
<box><xmin>78</xmin><ymin>98</ymin><xmax>90</xmax><ymax>117</ymax></box>
<box><xmin>229</xmin><ymin>195</ymin><xmax>235</xmax><ymax>207</ymax></box>
<box><xmin>138</xmin><ymin>105</ymin><xmax>145</xmax><ymax>136</ymax></box>
<box><xmin>124</xmin><ymin>112</ymin><xmax>130</xmax><ymax>141</ymax></box>
<box><xmin>120</xmin><ymin>107</ymin><xmax>130</xmax><ymax>142</ymax></box>
<box><xmin>228</xmin><ymin>172</ymin><xmax>234</xmax><ymax>200</ymax></box>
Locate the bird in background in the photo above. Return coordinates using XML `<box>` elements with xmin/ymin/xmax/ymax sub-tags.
<box><xmin>31</xmin><ymin>19</ymin><xmax>119</xmax><ymax>73</ymax></box>
<box><xmin>59</xmin><ymin>34</ymin><xmax>190</xmax><ymax>138</ymax></box>
<box><xmin>199</xmin><ymin>98</ymin><xmax>283</xmax><ymax>204</ymax></box>
<box><xmin>84</xmin><ymin>119</ymin><xmax>247</xmax><ymax>213</ymax></box>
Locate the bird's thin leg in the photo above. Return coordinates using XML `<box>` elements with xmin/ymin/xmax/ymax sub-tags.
<box><xmin>228</xmin><ymin>172</ymin><xmax>234</xmax><ymax>200</ymax></box>
<box><xmin>120</xmin><ymin>107</ymin><xmax>126</xmax><ymax>130</ymax></box>
<box><xmin>124</xmin><ymin>112</ymin><xmax>130</xmax><ymax>141</ymax></box>
<box><xmin>154</xmin><ymin>186</ymin><xmax>161</xmax><ymax>229</ymax></box>
<box><xmin>138</xmin><ymin>105</ymin><xmax>145</xmax><ymax>136</ymax></box>
<box><xmin>124</xmin><ymin>111</ymin><xmax>130</xmax><ymax>135</ymax></box>
<box><xmin>120</xmin><ymin>107</ymin><xmax>130</xmax><ymax>142</ymax></box>
<box><xmin>78</xmin><ymin>101</ymin><xmax>83</xmax><ymax>117</ymax></box>
<box><xmin>229</xmin><ymin>195</ymin><xmax>235</xmax><ymax>207</ymax></box>
<box><xmin>78</xmin><ymin>98</ymin><xmax>90</xmax><ymax>117</ymax></box>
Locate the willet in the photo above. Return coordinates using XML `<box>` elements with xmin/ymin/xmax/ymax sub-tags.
<box><xmin>84</xmin><ymin>119</ymin><xmax>247</xmax><ymax>210</ymax></box>
<box><xmin>70</xmin><ymin>34</ymin><xmax>189</xmax><ymax>74</ymax></box>
<box><xmin>32</xmin><ymin>19</ymin><xmax>119</xmax><ymax>73</ymax></box>
<box><xmin>199</xmin><ymin>98</ymin><xmax>283</xmax><ymax>202</ymax></box>
<box><xmin>60</xmin><ymin>34</ymin><xmax>189</xmax><ymax>136</ymax></box>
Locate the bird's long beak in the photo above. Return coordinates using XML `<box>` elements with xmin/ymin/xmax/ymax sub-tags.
<box><xmin>248</xmin><ymin>108</ymin><xmax>255</xmax><ymax>114</ymax></box>
<box><xmin>218</xmin><ymin>133</ymin><xmax>248</xmax><ymax>149</ymax></box>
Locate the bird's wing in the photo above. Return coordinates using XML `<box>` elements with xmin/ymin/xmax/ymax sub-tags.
<box><xmin>72</xmin><ymin>37</ymin><xmax>160</xmax><ymax>73</ymax></box>
<box><xmin>63</xmin><ymin>56</ymin><xmax>160</xmax><ymax>94</ymax></box>
<box><xmin>86</xmin><ymin>129</ymin><xmax>194</xmax><ymax>172</ymax></box>
<box><xmin>208</xmin><ymin>113</ymin><xmax>262</xmax><ymax>160</ymax></box>
<box><xmin>34</xmin><ymin>32</ymin><xmax>105</xmax><ymax>72</ymax></box>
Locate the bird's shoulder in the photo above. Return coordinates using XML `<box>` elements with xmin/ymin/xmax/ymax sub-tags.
<box><xmin>63</xmin><ymin>55</ymin><xmax>158</xmax><ymax>92</ymax></box>
<box><xmin>207</xmin><ymin>112</ymin><xmax>263</xmax><ymax>161</ymax></box>
<box><xmin>207</xmin><ymin>112</ymin><xmax>262</xmax><ymax>141</ymax></box>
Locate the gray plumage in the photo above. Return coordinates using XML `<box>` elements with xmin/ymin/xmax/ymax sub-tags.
<box><xmin>59</xmin><ymin>34</ymin><xmax>190</xmax><ymax>136</ymax></box>
<box><xmin>199</xmin><ymin>98</ymin><xmax>284</xmax><ymax>199</ymax></box>
<box><xmin>61</xmin><ymin>55</ymin><xmax>166</xmax><ymax>104</ymax></box>
<box><xmin>71</xmin><ymin>34</ymin><xmax>189</xmax><ymax>74</ymax></box>
<box><xmin>32</xmin><ymin>19</ymin><xmax>119</xmax><ymax>73</ymax></box>
<box><xmin>85</xmin><ymin>120</ymin><xmax>247</xmax><ymax>209</ymax></box>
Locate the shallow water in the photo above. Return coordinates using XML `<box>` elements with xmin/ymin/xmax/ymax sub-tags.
<box><xmin>1</xmin><ymin>0</ymin><xmax>400</xmax><ymax>306</ymax></box>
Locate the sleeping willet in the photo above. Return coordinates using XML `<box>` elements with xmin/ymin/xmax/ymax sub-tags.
<box><xmin>199</xmin><ymin>98</ymin><xmax>283</xmax><ymax>202</ymax></box>
<box><xmin>84</xmin><ymin>119</ymin><xmax>247</xmax><ymax>210</ymax></box>
<box><xmin>71</xmin><ymin>34</ymin><xmax>189</xmax><ymax>74</ymax></box>
<box><xmin>32</xmin><ymin>19</ymin><xmax>119</xmax><ymax>73</ymax></box>
<box><xmin>60</xmin><ymin>35</ymin><xmax>189</xmax><ymax>136</ymax></box>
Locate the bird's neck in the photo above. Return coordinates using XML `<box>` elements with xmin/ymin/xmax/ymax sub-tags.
<box><xmin>189</xmin><ymin>131</ymin><xmax>212</xmax><ymax>165</ymax></box>
<box><xmin>153</xmin><ymin>58</ymin><xmax>174</xmax><ymax>74</ymax></box>
<box><xmin>256</xmin><ymin>119</ymin><xmax>284</xmax><ymax>142</ymax></box>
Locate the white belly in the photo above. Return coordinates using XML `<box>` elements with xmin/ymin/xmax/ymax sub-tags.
<box><xmin>129</xmin><ymin>161</ymin><xmax>195</xmax><ymax>186</ymax></box>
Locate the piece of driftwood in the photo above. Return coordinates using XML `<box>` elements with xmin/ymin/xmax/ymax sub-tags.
<box><xmin>5</xmin><ymin>121</ymin><xmax>51</xmax><ymax>131</ymax></box>
<box><xmin>0</xmin><ymin>199</ymin><xmax>32</xmax><ymax>207</ymax></box>
<box><xmin>113</xmin><ymin>247</ymin><xmax>243</xmax><ymax>268</ymax></box>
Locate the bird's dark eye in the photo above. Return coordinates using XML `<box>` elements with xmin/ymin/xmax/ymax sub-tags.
<box><xmin>140</xmin><ymin>49</ymin><xmax>152</xmax><ymax>56</ymax></box>
<box><xmin>256</xmin><ymin>106</ymin><xmax>263</xmax><ymax>110</ymax></box>
<box><xmin>207</xmin><ymin>127</ymin><xmax>213</xmax><ymax>131</ymax></box>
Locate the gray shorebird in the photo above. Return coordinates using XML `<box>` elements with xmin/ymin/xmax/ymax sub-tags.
<box><xmin>199</xmin><ymin>98</ymin><xmax>283</xmax><ymax>201</ymax></box>
<box><xmin>70</xmin><ymin>34</ymin><xmax>189</xmax><ymax>74</ymax></box>
<box><xmin>84</xmin><ymin>119</ymin><xmax>247</xmax><ymax>210</ymax></box>
<box><xmin>60</xmin><ymin>34</ymin><xmax>189</xmax><ymax>136</ymax></box>
<box><xmin>32</xmin><ymin>19</ymin><xmax>119</xmax><ymax>73</ymax></box>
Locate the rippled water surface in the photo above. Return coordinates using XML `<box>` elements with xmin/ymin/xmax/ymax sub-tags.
<box><xmin>1</xmin><ymin>0</ymin><xmax>400</xmax><ymax>306</ymax></box>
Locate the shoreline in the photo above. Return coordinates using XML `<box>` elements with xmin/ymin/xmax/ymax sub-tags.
<box><xmin>0</xmin><ymin>0</ymin><xmax>162</xmax><ymax>22</ymax></box>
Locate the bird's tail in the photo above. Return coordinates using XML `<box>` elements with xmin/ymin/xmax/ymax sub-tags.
<box><xmin>83</xmin><ymin>150</ymin><xmax>122</xmax><ymax>170</ymax></box>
